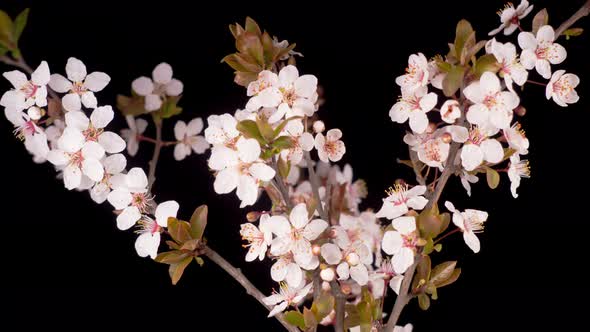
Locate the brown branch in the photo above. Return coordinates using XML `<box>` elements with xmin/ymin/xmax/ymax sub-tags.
<box><xmin>204</xmin><ymin>246</ymin><xmax>299</xmax><ymax>332</ymax></box>
<box><xmin>147</xmin><ymin>118</ymin><xmax>163</xmax><ymax>191</ymax></box>
<box><xmin>330</xmin><ymin>280</ymin><xmax>346</xmax><ymax>332</ymax></box>
<box><xmin>383</xmin><ymin>259</ymin><xmax>419</xmax><ymax>331</ymax></box>
<box><xmin>554</xmin><ymin>0</ymin><xmax>590</xmax><ymax>39</ymax></box>
<box><xmin>409</xmin><ymin>149</ymin><xmax>426</xmax><ymax>186</ymax></box>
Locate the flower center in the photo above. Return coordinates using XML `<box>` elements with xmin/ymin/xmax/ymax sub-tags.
<box><xmin>483</xmin><ymin>93</ymin><xmax>500</xmax><ymax>109</ymax></box>
<box><xmin>514</xmin><ymin>159</ymin><xmax>531</xmax><ymax>178</ymax></box>
<box><xmin>71</xmin><ymin>82</ymin><xmax>87</xmax><ymax>95</ymax></box>
<box><xmin>553</xmin><ymin>79</ymin><xmax>574</xmax><ymax>97</ymax></box>
<box><xmin>83</xmin><ymin>124</ymin><xmax>103</xmax><ymax>142</ymax></box>
<box><xmin>69</xmin><ymin>151</ymin><xmax>84</xmax><ymax>168</ymax></box>
<box><xmin>280</xmin><ymin>88</ymin><xmax>297</xmax><ymax>107</ymax></box>
<box><xmin>137</xmin><ymin>217</ymin><xmax>160</xmax><ymax>235</ymax></box>
<box><xmin>385</xmin><ymin>184</ymin><xmax>409</xmax><ymax>206</ymax></box>
<box><xmin>467</xmin><ymin>127</ymin><xmax>486</xmax><ymax>146</ymax></box>
<box><xmin>14</xmin><ymin>120</ymin><xmax>39</xmax><ymax>140</ymax></box>
<box><xmin>131</xmin><ymin>192</ymin><xmax>151</xmax><ymax>213</ymax></box>
<box><xmin>402</xmin><ymin>233</ymin><xmax>417</xmax><ymax>249</ymax></box>
<box><xmin>21</xmin><ymin>81</ymin><xmax>38</xmax><ymax>98</ymax></box>
<box><xmin>423</xmin><ymin>140</ymin><xmax>443</xmax><ymax>162</ymax></box>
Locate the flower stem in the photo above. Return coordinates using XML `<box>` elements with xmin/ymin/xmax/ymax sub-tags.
<box><xmin>433</xmin><ymin>228</ymin><xmax>461</xmax><ymax>245</ymax></box>
<box><xmin>271</xmin><ymin>156</ymin><xmax>294</xmax><ymax>210</ymax></box>
<box><xmin>383</xmin><ymin>259</ymin><xmax>419</xmax><ymax>332</ymax></box>
<box><xmin>147</xmin><ymin>117</ymin><xmax>163</xmax><ymax>191</ymax></box>
<box><xmin>304</xmin><ymin>151</ymin><xmax>328</xmax><ymax>221</ymax></box>
<box><xmin>203</xmin><ymin>245</ymin><xmax>299</xmax><ymax>332</ymax></box>
<box><xmin>554</xmin><ymin>0</ymin><xmax>590</xmax><ymax>39</ymax></box>
<box><xmin>137</xmin><ymin>135</ymin><xmax>177</xmax><ymax>146</ymax></box>
<box><xmin>526</xmin><ymin>79</ymin><xmax>547</xmax><ymax>87</ymax></box>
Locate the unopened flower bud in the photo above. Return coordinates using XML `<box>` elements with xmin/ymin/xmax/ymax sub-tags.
<box><xmin>320</xmin><ymin>267</ymin><xmax>335</xmax><ymax>282</ymax></box>
<box><xmin>246</xmin><ymin>211</ymin><xmax>261</xmax><ymax>222</ymax></box>
<box><xmin>27</xmin><ymin>107</ymin><xmax>42</xmax><ymax>121</ymax></box>
<box><xmin>515</xmin><ymin>105</ymin><xmax>527</xmax><ymax>117</ymax></box>
<box><xmin>346</xmin><ymin>252</ymin><xmax>360</xmax><ymax>266</ymax></box>
<box><xmin>427</xmin><ymin>122</ymin><xmax>437</xmax><ymax>133</ymax></box>
<box><xmin>312</xmin><ymin>244</ymin><xmax>321</xmax><ymax>256</ymax></box>
<box><xmin>441</xmin><ymin>132</ymin><xmax>452</xmax><ymax>144</ymax></box>
<box><xmin>313</xmin><ymin>120</ymin><xmax>325</xmax><ymax>133</ymax></box>
<box><xmin>341</xmin><ymin>284</ymin><xmax>352</xmax><ymax>295</ymax></box>
<box><xmin>322</xmin><ymin>281</ymin><xmax>331</xmax><ymax>291</ymax></box>
<box><xmin>394</xmin><ymin>179</ymin><xmax>406</xmax><ymax>186</ymax></box>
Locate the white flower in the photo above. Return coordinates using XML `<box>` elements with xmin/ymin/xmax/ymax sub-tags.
<box><xmin>120</xmin><ymin>116</ymin><xmax>148</xmax><ymax>157</ymax></box>
<box><xmin>209</xmin><ymin>137</ymin><xmax>275</xmax><ymax>207</ymax></box>
<box><xmin>46</xmin><ymin>128</ymin><xmax>106</xmax><ymax>189</ymax></box>
<box><xmin>488</xmin><ymin>0</ymin><xmax>534</xmax><ymax>36</ymax></box>
<box><xmin>390</xmin><ymin>86</ymin><xmax>437</xmax><ymax>134</ymax></box>
<box><xmin>394</xmin><ymin>324</ymin><xmax>414</xmax><ymax>332</ymax></box>
<box><xmin>262</xmin><ymin>282</ymin><xmax>313</xmax><ymax>317</ymax></box>
<box><xmin>107</xmin><ymin>168</ymin><xmax>151</xmax><ymax>230</ymax></box>
<box><xmin>314</xmin><ymin>129</ymin><xmax>346</xmax><ymax>163</ymax></box>
<box><xmin>272</xmin><ymin>37</ymin><xmax>303</xmax><ymax>60</ymax></box>
<box><xmin>90</xmin><ymin>153</ymin><xmax>127</xmax><ymax>204</ymax></box>
<box><xmin>374</xmin><ymin>260</ymin><xmax>405</xmax><ymax>295</ymax></box>
<box><xmin>427</xmin><ymin>59</ymin><xmax>446</xmax><ymax>90</ymax></box>
<box><xmin>246</xmin><ymin>65</ymin><xmax>318</xmax><ymax>122</ymax></box>
<box><xmin>375</xmin><ymin>184</ymin><xmax>428</xmax><ymax>220</ymax></box>
<box><xmin>279</xmin><ymin>120</ymin><xmax>314</xmax><ymax>165</ymax></box>
<box><xmin>49</xmin><ymin>57</ymin><xmax>110</xmax><ymax>112</ymax></box>
<box><xmin>0</xmin><ymin>61</ymin><xmax>50</xmax><ymax>111</ymax></box>
<box><xmin>546</xmin><ymin>70</ymin><xmax>580</xmax><ymax>107</ymax></box>
<box><xmin>395</xmin><ymin>53</ymin><xmax>429</xmax><ymax>93</ymax></box>
<box><xmin>204</xmin><ymin>113</ymin><xmax>240</xmax><ymax>146</ymax></box>
<box><xmin>503</xmin><ymin>122</ymin><xmax>529</xmax><ymax>155</ymax></box>
<box><xmin>508</xmin><ymin>154</ymin><xmax>530</xmax><ymax>198</ymax></box>
<box><xmin>135</xmin><ymin>200</ymin><xmax>180</xmax><ymax>259</ymax></box>
<box><xmin>518</xmin><ymin>26</ymin><xmax>567</xmax><ymax>79</ymax></box>
<box><xmin>173</xmin><ymin>118</ymin><xmax>210</xmax><ymax>161</ymax></box>
<box><xmin>464</xmin><ymin>72</ymin><xmax>519</xmax><ymax>130</ymax></box>
<box><xmin>45</xmin><ymin>119</ymin><xmax>65</xmax><ymax>149</ymax></box>
<box><xmin>131</xmin><ymin>63</ymin><xmax>183</xmax><ymax>111</ymax></box>
<box><xmin>460</xmin><ymin>125</ymin><xmax>504</xmax><ymax>171</ymax></box>
<box><xmin>381</xmin><ymin>216</ymin><xmax>419</xmax><ymax>274</ymax></box>
<box><xmin>240</xmin><ymin>214</ymin><xmax>273</xmax><ymax>262</ymax></box>
<box><xmin>440</xmin><ymin>99</ymin><xmax>461</xmax><ymax>124</ymax></box>
<box><xmin>489</xmin><ymin>39</ymin><xmax>528</xmax><ymax>92</ymax></box>
<box><xmin>269</xmin><ymin>203</ymin><xmax>328</xmax><ymax>270</ymax></box>
<box><xmin>460</xmin><ymin>171</ymin><xmax>479</xmax><ymax>197</ymax></box>
<box><xmin>64</xmin><ymin>106</ymin><xmax>126</xmax><ymax>154</ymax></box>
<box><xmin>444</xmin><ymin>201</ymin><xmax>488</xmax><ymax>253</ymax></box>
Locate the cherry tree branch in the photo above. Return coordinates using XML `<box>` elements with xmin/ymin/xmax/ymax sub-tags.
<box><xmin>554</xmin><ymin>0</ymin><xmax>590</xmax><ymax>39</ymax></box>
<box><xmin>383</xmin><ymin>259</ymin><xmax>419</xmax><ymax>332</ymax></box>
<box><xmin>408</xmin><ymin>149</ymin><xmax>426</xmax><ymax>186</ymax></box>
<box><xmin>147</xmin><ymin>118</ymin><xmax>163</xmax><ymax>191</ymax></box>
<box><xmin>204</xmin><ymin>246</ymin><xmax>299</xmax><ymax>332</ymax></box>
<box><xmin>330</xmin><ymin>280</ymin><xmax>346</xmax><ymax>332</ymax></box>
<box><xmin>271</xmin><ymin>156</ymin><xmax>294</xmax><ymax>210</ymax></box>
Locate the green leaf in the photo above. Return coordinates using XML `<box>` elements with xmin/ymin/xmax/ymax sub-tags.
<box><xmin>155</xmin><ymin>250</ymin><xmax>186</xmax><ymax>264</ymax></box>
<box><xmin>277</xmin><ymin>155</ymin><xmax>291</xmax><ymax>179</ymax></box>
<box><xmin>180</xmin><ymin>238</ymin><xmax>200</xmax><ymax>251</ymax></box>
<box><xmin>190</xmin><ymin>204</ymin><xmax>208</xmax><ymax>240</ymax></box>
<box><xmin>273</xmin><ymin>116</ymin><xmax>301</xmax><ymax>137</ymax></box>
<box><xmin>283</xmin><ymin>311</ymin><xmax>306</xmax><ymax>330</ymax></box>
<box><xmin>418</xmin><ymin>293</ymin><xmax>430</xmax><ymax>310</ymax></box>
<box><xmin>157</xmin><ymin>96</ymin><xmax>182</xmax><ymax>119</ymax></box>
<box><xmin>0</xmin><ymin>10</ymin><xmax>14</xmax><ymax>49</ymax></box>
<box><xmin>256</xmin><ymin>116</ymin><xmax>275</xmax><ymax>142</ymax></box>
<box><xmin>436</xmin><ymin>268</ymin><xmax>461</xmax><ymax>288</ymax></box>
<box><xmin>236</xmin><ymin>119</ymin><xmax>265</xmax><ymax>144</ymax></box>
<box><xmin>356</xmin><ymin>301</ymin><xmax>372</xmax><ymax>332</ymax></box>
<box><xmin>344</xmin><ymin>304</ymin><xmax>360</xmax><ymax>329</ymax></box>
<box><xmin>473</xmin><ymin>54</ymin><xmax>501</xmax><ymax>78</ymax></box>
<box><xmin>454</xmin><ymin>19</ymin><xmax>474</xmax><ymax>59</ymax></box>
<box><xmin>13</xmin><ymin>8</ymin><xmax>29</xmax><ymax>43</ymax></box>
<box><xmin>532</xmin><ymin>9</ymin><xmax>548</xmax><ymax>35</ymax></box>
<box><xmin>116</xmin><ymin>95</ymin><xmax>147</xmax><ymax>116</ymax></box>
<box><xmin>430</xmin><ymin>261</ymin><xmax>457</xmax><ymax>287</ymax></box>
<box><xmin>433</xmin><ymin>243</ymin><xmax>443</xmax><ymax>252</ymax></box>
<box><xmin>167</xmin><ymin>217</ymin><xmax>192</xmax><ymax>244</ymax></box>
<box><xmin>303</xmin><ymin>307</ymin><xmax>317</xmax><ymax>329</ymax></box>
<box><xmin>221</xmin><ymin>53</ymin><xmax>261</xmax><ymax>72</ymax></box>
<box><xmin>236</xmin><ymin>32</ymin><xmax>264</xmax><ymax>66</ymax></box>
<box><xmin>442</xmin><ymin>65</ymin><xmax>465</xmax><ymax>97</ymax></box>
<box><xmin>439</xmin><ymin>212</ymin><xmax>451</xmax><ymax>235</ymax></box>
<box><xmin>417</xmin><ymin>205</ymin><xmax>445</xmax><ymax>239</ymax></box>
<box><xmin>194</xmin><ymin>256</ymin><xmax>204</xmax><ymax>266</ymax></box>
<box><xmin>311</xmin><ymin>293</ymin><xmax>335</xmax><ymax>321</ymax></box>
<box><xmin>272</xmin><ymin>136</ymin><xmax>295</xmax><ymax>150</ymax></box>
<box><xmin>486</xmin><ymin>167</ymin><xmax>500</xmax><ymax>189</ymax></box>
<box><xmin>244</xmin><ymin>17</ymin><xmax>262</xmax><ymax>36</ymax></box>
<box><xmin>413</xmin><ymin>255</ymin><xmax>432</xmax><ymax>290</ymax></box>
<box><xmin>261</xmin><ymin>31</ymin><xmax>275</xmax><ymax>66</ymax></box>
<box><xmin>169</xmin><ymin>256</ymin><xmax>193</xmax><ymax>285</ymax></box>
<box><xmin>564</xmin><ymin>28</ymin><xmax>584</xmax><ymax>40</ymax></box>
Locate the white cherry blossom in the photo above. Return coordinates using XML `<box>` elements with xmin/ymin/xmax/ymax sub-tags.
<box><xmin>489</xmin><ymin>0</ymin><xmax>534</xmax><ymax>36</ymax></box>
<box><xmin>262</xmin><ymin>282</ymin><xmax>313</xmax><ymax>317</ymax></box>
<box><xmin>460</xmin><ymin>125</ymin><xmax>504</xmax><ymax>171</ymax></box>
<box><xmin>460</xmin><ymin>171</ymin><xmax>479</xmax><ymax>197</ymax></box>
<box><xmin>173</xmin><ymin>117</ymin><xmax>209</xmax><ymax>161</ymax></box>
<box><xmin>107</xmin><ymin>168</ymin><xmax>151</xmax><ymax>230</ymax></box>
<box><xmin>0</xmin><ymin>61</ymin><xmax>50</xmax><ymax>111</ymax></box>
<box><xmin>396</xmin><ymin>53</ymin><xmax>429</xmax><ymax>93</ymax></box>
<box><xmin>390</xmin><ymin>86</ymin><xmax>437</xmax><ymax>134</ymax></box>
<box><xmin>49</xmin><ymin>57</ymin><xmax>110</xmax><ymax>112</ymax></box>
<box><xmin>279</xmin><ymin>120</ymin><xmax>314</xmax><ymax>165</ymax></box>
<box><xmin>120</xmin><ymin>116</ymin><xmax>148</xmax><ymax>157</ymax></box>
<box><xmin>518</xmin><ymin>26</ymin><xmax>567</xmax><ymax>79</ymax></box>
<box><xmin>444</xmin><ymin>201</ymin><xmax>488</xmax><ymax>253</ymax></box>
<box><xmin>503</xmin><ymin>122</ymin><xmax>529</xmax><ymax>155</ymax></box>
<box><xmin>546</xmin><ymin>70</ymin><xmax>580</xmax><ymax>107</ymax></box>
<box><xmin>135</xmin><ymin>200</ymin><xmax>180</xmax><ymax>259</ymax></box>
<box><xmin>440</xmin><ymin>99</ymin><xmax>461</xmax><ymax>124</ymax></box>
<box><xmin>376</xmin><ymin>184</ymin><xmax>428</xmax><ymax>220</ymax></box>
<box><xmin>131</xmin><ymin>63</ymin><xmax>183</xmax><ymax>111</ymax></box>
<box><xmin>90</xmin><ymin>153</ymin><xmax>127</xmax><ymax>204</ymax></box>
<box><xmin>381</xmin><ymin>216</ymin><xmax>419</xmax><ymax>274</ymax></box>
<box><xmin>314</xmin><ymin>129</ymin><xmax>345</xmax><ymax>163</ymax></box>
<box><xmin>489</xmin><ymin>39</ymin><xmax>528</xmax><ymax>92</ymax></box>
<box><xmin>240</xmin><ymin>214</ymin><xmax>272</xmax><ymax>262</ymax></box>
<box><xmin>508</xmin><ymin>154</ymin><xmax>530</xmax><ymax>198</ymax></box>
<box><xmin>464</xmin><ymin>72</ymin><xmax>519</xmax><ymax>130</ymax></box>
<box><xmin>204</xmin><ymin>113</ymin><xmax>240</xmax><ymax>146</ymax></box>
<box><xmin>64</xmin><ymin>106</ymin><xmax>126</xmax><ymax>154</ymax></box>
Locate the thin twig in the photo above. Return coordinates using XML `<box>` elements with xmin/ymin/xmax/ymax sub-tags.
<box><xmin>147</xmin><ymin>118</ymin><xmax>163</xmax><ymax>191</ymax></box>
<box><xmin>526</xmin><ymin>79</ymin><xmax>547</xmax><ymax>87</ymax></box>
<box><xmin>383</xmin><ymin>259</ymin><xmax>419</xmax><ymax>331</ymax></box>
<box><xmin>138</xmin><ymin>135</ymin><xmax>177</xmax><ymax>146</ymax></box>
<box><xmin>204</xmin><ymin>246</ymin><xmax>299</xmax><ymax>332</ymax></box>
<box><xmin>433</xmin><ymin>228</ymin><xmax>461</xmax><ymax>245</ymax></box>
<box><xmin>271</xmin><ymin>156</ymin><xmax>294</xmax><ymax>210</ymax></box>
<box><xmin>304</xmin><ymin>151</ymin><xmax>328</xmax><ymax>221</ymax></box>
<box><xmin>554</xmin><ymin>0</ymin><xmax>590</xmax><ymax>38</ymax></box>
<box><xmin>409</xmin><ymin>149</ymin><xmax>426</xmax><ymax>186</ymax></box>
<box><xmin>330</xmin><ymin>280</ymin><xmax>346</xmax><ymax>332</ymax></box>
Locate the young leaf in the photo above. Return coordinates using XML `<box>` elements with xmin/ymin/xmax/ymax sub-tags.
<box><xmin>155</xmin><ymin>250</ymin><xmax>187</xmax><ymax>264</ymax></box>
<box><xmin>236</xmin><ymin>119</ymin><xmax>265</xmax><ymax>144</ymax></box>
<box><xmin>157</xmin><ymin>96</ymin><xmax>183</xmax><ymax>119</ymax></box>
<box><xmin>256</xmin><ymin>116</ymin><xmax>275</xmax><ymax>142</ymax></box>
<box><xmin>413</xmin><ymin>255</ymin><xmax>432</xmax><ymax>290</ymax></box>
<box><xmin>244</xmin><ymin>17</ymin><xmax>262</xmax><ymax>36</ymax></box>
<box><xmin>194</xmin><ymin>256</ymin><xmax>204</xmax><ymax>266</ymax></box>
<box><xmin>356</xmin><ymin>301</ymin><xmax>372</xmax><ymax>332</ymax></box>
<box><xmin>180</xmin><ymin>238</ymin><xmax>200</xmax><ymax>251</ymax></box>
<box><xmin>418</xmin><ymin>293</ymin><xmax>430</xmax><ymax>310</ymax></box>
<box><xmin>473</xmin><ymin>54</ymin><xmax>501</xmax><ymax>78</ymax></box>
<box><xmin>532</xmin><ymin>9</ymin><xmax>548</xmax><ymax>35</ymax></box>
<box><xmin>169</xmin><ymin>256</ymin><xmax>193</xmax><ymax>285</ymax></box>
<box><xmin>116</xmin><ymin>95</ymin><xmax>147</xmax><ymax>116</ymax></box>
<box><xmin>430</xmin><ymin>261</ymin><xmax>457</xmax><ymax>287</ymax></box>
<box><xmin>272</xmin><ymin>136</ymin><xmax>295</xmax><ymax>150</ymax></box>
<box><xmin>563</xmin><ymin>28</ymin><xmax>584</xmax><ymax>40</ymax></box>
<box><xmin>303</xmin><ymin>307</ymin><xmax>317</xmax><ymax>329</ymax></box>
<box><xmin>236</xmin><ymin>32</ymin><xmax>264</xmax><ymax>66</ymax></box>
<box><xmin>167</xmin><ymin>217</ymin><xmax>192</xmax><ymax>244</ymax></box>
<box><xmin>311</xmin><ymin>293</ymin><xmax>335</xmax><ymax>321</ymax></box>
<box><xmin>436</xmin><ymin>268</ymin><xmax>462</xmax><ymax>288</ymax></box>
<box><xmin>454</xmin><ymin>19</ymin><xmax>474</xmax><ymax>58</ymax></box>
<box><xmin>190</xmin><ymin>205</ymin><xmax>208</xmax><ymax>240</ymax></box>
<box><xmin>283</xmin><ymin>311</ymin><xmax>306</xmax><ymax>330</ymax></box>
<box><xmin>13</xmin><ymin>8</ymin><xmax>29</xmax><ymax>43</ymax></box>
<box><xmin>486</xmin><ymin>167</ymin><xmax>500</xmax><ymax>189</ymax></box>
<box><xmin>442</xmin><ymin>65</ymin><xmax>465</xmax><ymax>97</ymax></box>
<box><xmin>277</xmin><ymin>155</ymin><xmax>291</xmax><ymax>179</ymax></box>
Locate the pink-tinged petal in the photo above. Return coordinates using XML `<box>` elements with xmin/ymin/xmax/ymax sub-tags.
<box><xmin>47</xmin><ymin>150</ymin><xmax>69</xmax><ymax>166</ymax></box>
<box><xmin>407</xmin><ymin>185</ymin><xmax>426</xmax><ymax>197</ymax></box>
<box><xmin>190</xmin><ymin>136</ymin><xmax>210</xmax><ymax>154</ymax></box>
<box><xmin>336</xmin><ymin>262</ymin><xmax>350</xmax><ymax>280</ymax></box>
<box><xmin>444</xmin><ymin>201</ymin><xmax>457</xmax><ymax>213</ymax></box>
<box><xmin>90</xmin><ymin>105</ymin><xmax>114</xmax><ymax>129</ymax></box>
<box><xmin>292</xmin><ymin>97</ymin><xmax>315</xmax><ymax>117</ymax></box>
<box><xmin>294</xmin><ymin>74</ymin><xmax>318</xmax><ymax>98</ymax></box>
<box><xmin>103</xmin><ymin>153</ymin><xmax>126</xmax><ymax>174</ymax></box>
<box><xmin>466</xmin><ymin>104</ymin><xmax>489</xmax><ymax>126</ymax></box>
<box><xmin>49</xmin><ymin>74</ymin><xmax>73</xmax><ymax>93</ymax></box>
<box><xmin>107</xmin><ymin>188</ymin><xmax>133</xmax><ymax>210</ymax></box>
<box><xmin>174</xmin><ymin>120</ymin><xmax>187</xmax><ymax>141</ymax></box>
<box><xmin>145</xmin><ymin>94</ymin><xmax>162</xmax><ymax>111</ymax></box>
<box><xmin>0</xmin><ymin>91</ymin><xmax>25</xmax><ymax>110</ymax></box>
<box><xmin>409</xmin><ymin>112</ymin><xmax>428</xmax><ymax>134</ymax></box>
<box><xmin>257</xmin><ymin>88</ymin><xmax>282</xmax><ymax>108</ymax></box>
<box><xmin>270</xmin><ymin>236</ymin><xmax>291</xmax><ymax>257</ymax></box>
<box><xmin>326</xmin><ymin>129</ymin><xmax>342</xmax><ymax>141</ymax></box>
<box><xmin>117</xmin><ymin>206</ymin><xmax>141</xmax><ymax>230</ymax></box>
<box><xmin>271</xmin><ymin>258</ymin><xmax>289</xmax><ymax>281</ymax></box>
<box><xmin>62</xmin><ymin>93</ymin><xmax>81</xmax><ymax>112</ymax></box>
<box><xmin>303</xmin><ymin>219</ymin><xmax>328</xmax><ymax>240</ymax></box>
<box><xmin>152</xmin><ymin>63</ymin><xmax>173</xmax><ymax>84</ymax></box>
<box><xmin>392</xmin><ymin>216</ymin><xmax>416</xmax><ymax>234</ymax></box>
<box><xmin>382</xmin><ymin>230</ymin><xmax>402</xmax><ymax>255</ymax></box>
<box><xmin>389</xmin><ymin>275</ymin><xmax>404</xmax><ymax>295</ymax></box>
<box><xmin>186</xmin><ymin>117</ymin><xmax>204</xmax><ymax>136</ymax></box>
<box><xmin>481</xmin><ymin>139</ymin><xmax>503</xmax><ymax>164</ymax></box>
<box><xmin>536</xmin><ymin>25</ymin><xmax>555</xmax><ymax>43</ymax></box>
<box><xmin>463</xmin><ymin>231</ymin><xmax>481</xmax><ymax>253</ymax></box>
<box><xmin>98</xmin><ymin>131</ymin><xmax>126</xmax><ymax>153</ymax></box>
<box><xmin>263</xmin><ymin>293</ymin><xmax>285</xmax><ymax>306</ymax></box>
<box><xmin>267</xmin><ymin>215</ymin><xmax>291</xmax><ymax>237</ymax></box>
<box><xmin>488</xmin><ymin>24</ymin><xmax>504</xmax><ymax>36</ymax></box>
<box><xmin>65</xmin><ymin>110</ymin><xmax>90</xmax><ymax>131</ymax></box>
<box><xmin>155</xmin><ymin>200</ymin><xmax>179</xmax><ymax>227</ymax></box>
<box><xmin>165</xmin><ymin>79</ymin><xmax>183</xmax><ymax>96</ymax></box>
<box><xmin>3</xmin><ymin>70</ymin><xmax>28</xmax><ymax>89</ymax></box>
<box><xmin>419</xmin><ymin>92</ymin><xmax>438</xmax><ymax>112</ymax></box>
<box><xmin>503</xmin><ymin>23</ymin><xmax>519</xmax><ymax>36</ymax></box>
<box><xmin>350</xmin><ymin>264</ymin><xmax>369</xmax><ymax>286</ymax></box>
<box><xmin>66</xmin><ymin>58</ymin><xmax>87</xmax><ymax>82</ymax></box>
<box><xmin>452</xmin><ymin>211</ymin><xmax>465</xmax><ymax>230</ymax></box>
<box><xmin>389</xmin><ymin>101</ymin><xmax>411</xmax><ymax>123</ymax></box>
<box><xmin>548</xmin><ymin>43</ymin><xmax>567</xmax><ymax>64</ymax></box>
<box><xmin>321</xmin><ymin>243</ymin><xmax>342</xmax><ymax>265</ymax></box>
<box><xmin>293</xmin><ymin>238</ymin><xmax>313</xmax><ymax>265</ymax></box>
<box><xmin>392</xmin><ymin>247</ymin><xmax>414</xmax><ymax>274</ymax></box>
<box><xmin>131</xmin><ymin>76</ymin><xmax>154</xmax><ymax>96</ymax></box>
<box><xmin>90</xmin><ymin>183</ymin><xmax>109</xmax><ymax>204</ymax></box>
<box><xmin>267</xmin><ymin>302</ymin><xmax>288</xmax><ymax>318</ymax></box>
<box><xmin>407</xmin><ymin>195</ymin><xmax>428</xmax><ymax>210</ymax></box>
<box><xmin>173</xmin><ymin>143</ymin><xmax>190</xmax><ymax>161</ymax></box>
<box><xmin>461</xmin><ymin>144</ymin><xmax>484</xmax><ymax>171</ymax></box>
<box><xmin>236</xmin><ymin>137</ymin><xmax>261</xmax><ymax>163</ymax></box>
<box><xmin>517</xmin><ymin>31</ymin><xmax>537</xmax><ymax>50</ymax></box>
<box><xmin>237</xmin><ymin>174</ymin><xmax>258</xmax><ymax>207</ymax></box>
<box><xmin>213</xmin><ymin>167</ymin><xmax>240</xmax><ymax>194</ymax></box>
<box><xmin>31</xmin><ymin>61</ymin><xmax>50</xmax><ymax>85</ymax></box>
<box><xmin>135</xmin><ymin>232</ymin><xmax>160</xmax><ymax>259</ymax></box>
<box><xmin>294</xmin><ymin>283</ymin><xmax>313</xmax><ymax>302</ymax></box>
<box><xmin>84</xmin><ymin>72</ymin><xmax>110</xmax><ymax>92</ymax></box>
<box><xmin>81</xmin><ymin>91</ymin><xmax>97</xmax><ymax>109</ymax></box>
<box><xmin>63</xmin><ymin>164</ymin><xmax>82</xmax><ymax>190</ymax></box>
<box><xmin>299</xmin><ymin>132</ymin><xmax>314</xmax><ymax>151</ymax></box>
<box><xmin>535</xmin><ymin>59</ymin><xmax>552</xmax><ymax>79</ymax></box>
<box><xmin>290</xmin><ymin>203</ymin><xmax>309</xmax><ymax>229</ymax></box>
<box><xmin>375</xmin><ymin>201</ymin><xmax>408</xmax><ymax>220</ymax></box>
<box><xmin>519</xmin><ymin>50</ymin><xmax>536</xmax><ymax>70</ymax></box>
<box><xmin>82</xmin><ymin>158</ymin><xmax>104</xmax><ymax>182</ymax></box>
<box><xmin>278</xmin><ymin>65</ymin><xmax>299</xmax><ymax>86</ymax></box>
<box><xmin>286</xmin><ymin>263</ymin><xmax>303</xmax><ymax>287</ymax></box>
<box><xmin>489</xmin><ymin>109</ymin><xmax>513</xmax><ymax>130</ymax></box>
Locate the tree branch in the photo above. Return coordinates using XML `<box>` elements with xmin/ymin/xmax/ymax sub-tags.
<box><xmin>408</xmin><ymin>149</ymin><xmax>426</xmax><ymax>186</ymax></box>
<box><xmin>330</xmin><ymin>280</ymin><xmax>346</xmax><ymax>332</ymax></box>
<box><xmin>204</xmin><ymin>246</ymin><xmax>299</xmax><ymax>332</ymax></box>
<box><xmin>383</xmin><ymin>259</ymin><xmax>419</xmax><ymax>331</ymax></box>
<box><xmin>271</xmin><ymin>156</ymin><xmax>294</xmax><ymax>210</ymax></box>
<box><xmin>554</xmin><ymin>0</ymin><xmax>590</xmax><ymax>39</ymax></box>
<box><xmin>147</xmin><ymin>118</ymin><xmax>163</xmax><ymax>191</ymax></box>
<box><xmin>304</xmin><ymin>151</ymin><xmax>328</xmax><ymax>221</ymax></box>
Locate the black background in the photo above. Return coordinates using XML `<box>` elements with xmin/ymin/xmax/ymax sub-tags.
<box><xmin>1</xmin><ymin>0</ymin><xmax>588</xmax><ymax>330</ymax></box>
